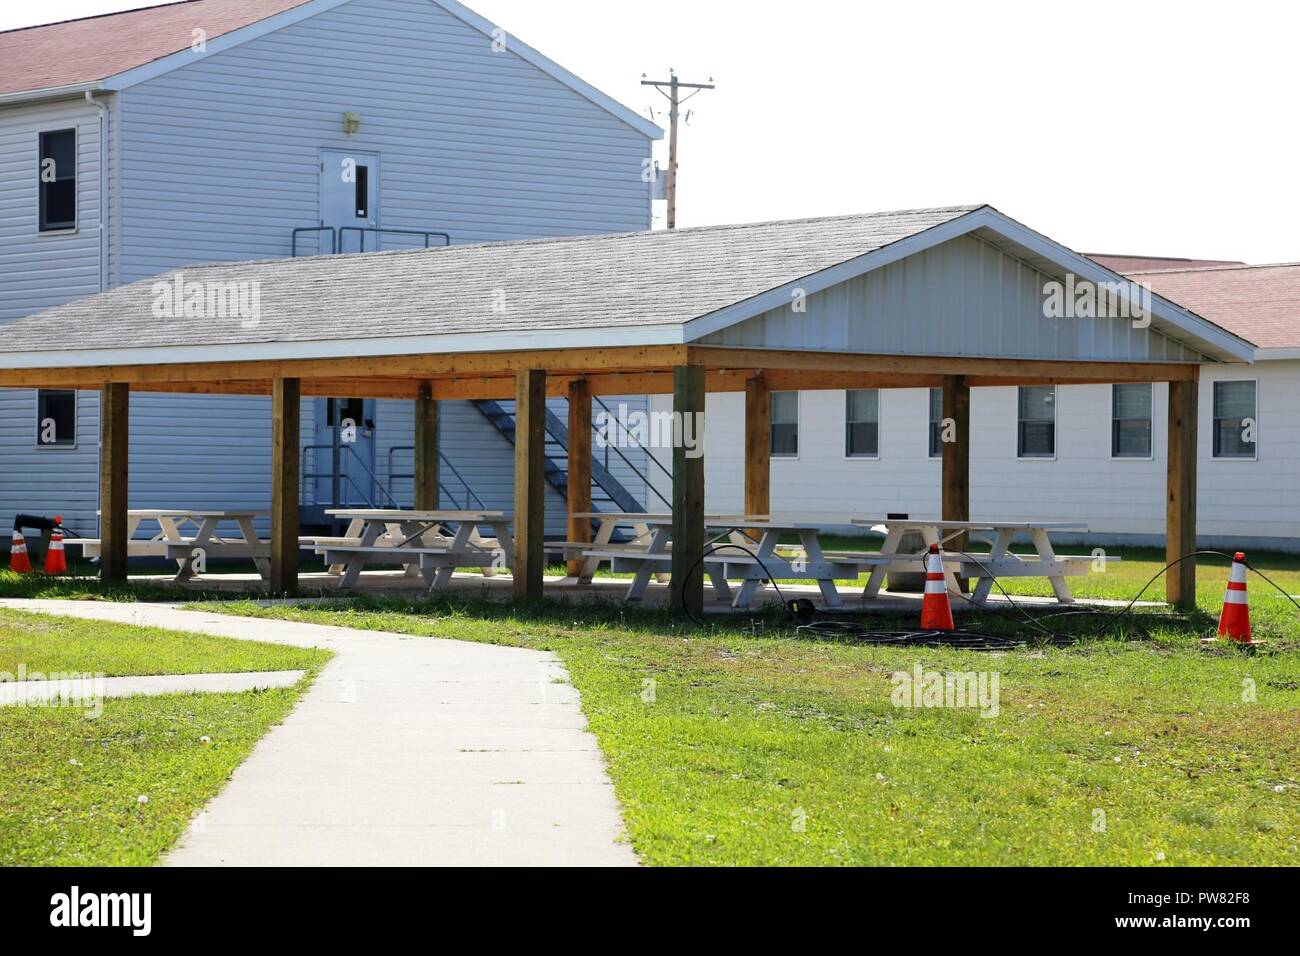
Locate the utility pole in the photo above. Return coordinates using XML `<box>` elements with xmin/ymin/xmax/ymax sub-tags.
<box><xmin>641</xmin><ymin>71</ymin><xmax>714</xmax><ymax>229</ymax></box>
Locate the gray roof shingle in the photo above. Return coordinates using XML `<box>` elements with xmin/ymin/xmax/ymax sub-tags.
<box><xmin>0</xmin><ymin>205</ymin><xmax>982</xmax><ymax>356</ymax></box>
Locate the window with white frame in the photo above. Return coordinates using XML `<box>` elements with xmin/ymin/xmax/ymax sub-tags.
<box><xmin>1017</xmin><ymin>386</ymin><xmax>1055</xmax><ymax>458</ymax></box>
<box><xmin>845</xmin><ymin>389</ymin><xmax>879</xmax><ymax>457</ymax></box>
<box><xmin>39</xmin><ymin>129</ymin><xmax>76</xmax><ymax>232</ymax></box>
<box><xmin>770</xmin><ymin>391</ymin><xmax>798</xmax><ymax>458</ymax></box>
<box><xmin>1111</xmin><ymin>383</ymin><xmax>1152</xmax><ymax>458</ymax></box>
<box><xmin>1213</xmin><ymin>380</ymin><xmax>1257</xmax><ymax>459</ymax></box>
<box><xmin>36</xmin><ymin>389</ymin><xmax>76</xmax><ymax>447</ymax></box>
<box><xmin>928</xmin><ymin>387</ymin><xmax>943</xmax><ymax>458</ymax></box>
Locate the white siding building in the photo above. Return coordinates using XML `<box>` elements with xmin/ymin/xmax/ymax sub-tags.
<box><xmin>657</xmin><ymin>257</ymin><xmax>1299</xmax><ymax>552</ymax></box>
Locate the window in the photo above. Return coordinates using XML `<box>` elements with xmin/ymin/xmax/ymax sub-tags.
<box><xmin>845</xmin><ymin>389</ymin><xmax>879</xmax><ymax>457</ymax></box>
<box><xmin>1017</xmin><ymin>386</ymin><xmax>1055</xmax><ymax>458</ymax></box>
<box><xmin>354</xmin><ymin>165</ymin><xmax>369</xmax><ymax>218</ymax></box>
<box><xmin>38</xmin><ymin>129</ymin><xmax>76</xmax><ymax>231</ymax></box>
<box><xmin>1213</xmin><ymin>380</ymin><xmax>1257</xmax><ymax>459</ymax></box>
<box><xmin>36</xmin><ymin>390</ymin><xmax>75</xmax><ymax>446</ymax></box>
<box><xmin>1111</xmin><ymin>383</ymin><xmax>1152</xmax><ymax>458</ymax></box>
<box><xmin>928</xmin><ymin>387</ymin><xmax>943</xmax><ymax>458</ymax></box>
<box><xmin>770</xmin><ymin>391</ymin><xmax>798</xmax><ymax>457</ymax></box>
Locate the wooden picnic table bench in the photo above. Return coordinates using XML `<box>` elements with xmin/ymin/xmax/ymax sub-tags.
<box><xmin>80</xmin><ymin>509</ymin><xmax>271</xmax><ymax>582</ymax></box>
<box><xmin>318</xmin><ymin>509</ymin><xmax>513</xmax><ymax>590</ymax></box>
<box><xmin>848</xmin><ymin>518</ymin><xmax>1109</xmax><ymax>604</ymax></box>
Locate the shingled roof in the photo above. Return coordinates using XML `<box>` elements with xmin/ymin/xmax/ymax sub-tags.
<box><xmin>1125</xmin><ymin>262</ymin><xmax>1300</xmax><ymax>351</ymax></box>
<box><xmin>0</xmin><ymin>0</ymin><xmax>311</xmax><ymax>97</ymax></box>
<box><xmin>0</xmin><ymin>205</ymin><xmax>981</xmax><ymax>353</ymax></box>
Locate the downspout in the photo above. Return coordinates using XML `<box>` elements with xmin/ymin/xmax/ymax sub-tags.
<box><xmin>85</xmin><ymin>91</ymin><xmax>108</xmax><ymax>292</ymax></box>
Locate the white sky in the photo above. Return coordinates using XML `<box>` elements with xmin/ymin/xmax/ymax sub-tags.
<box><xmin>7</xmin><ymin>0</ymin><xmax>1300</xmax><ymax>262</ymax></box>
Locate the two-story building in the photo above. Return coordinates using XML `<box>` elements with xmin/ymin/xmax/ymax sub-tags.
<box><xmin>0</xmin><ymin>0</ymin><xmax>663</xmax><ymax>538</ymax></box>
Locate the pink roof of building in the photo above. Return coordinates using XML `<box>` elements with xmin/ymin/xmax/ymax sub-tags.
<box><xmin>1124</xmin><ymin>263</ymin><xmax>1300</xmax><ymax>350</ymax></box>
<box><xmin>0</xmin><ymin>0</ymin><xmax>311</xmax><ymax>97</ymax></box>
<box><xmin>1087</xmin><ymin>253</ymin><xmax>1245</xmax><ymax>273</ymax></box>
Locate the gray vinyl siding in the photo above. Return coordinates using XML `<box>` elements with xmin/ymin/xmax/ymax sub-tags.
<box><xmin>0</xmin><ymin>97</ymin><xmax>109</xmax><ymax>532</ymax></box>
<box><xmin>115</xmin><ymin>0</ymin><xmax>651</xmax><ymax>280</ymax></box>
<box><xmin>703</xmin><ymin>233</ymin><xmax>1210</xmax><ymax>363</ymax></box>
<box><xmin>0</xmin><ymin>96</ymin><xmax>106</xmax><ymax>321</ymax></box>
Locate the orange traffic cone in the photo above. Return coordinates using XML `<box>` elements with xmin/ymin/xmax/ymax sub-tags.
<box><xmin>9</xmin><ymin>530</ymin><xmax>31</xmax><ymax>574</ymax></box>
<box><xmin>1215</xmin><ymin>552</ymin><xmax>1251</xmax><ymax>644</ymax></box>
<box><xmin>43</xmin><ymin>529</ymin><xmax>67</xmax><ymax>575</ymax></box>
<box><xmin>920</xmin><ymin>543</ymin><xmax>955</xmax><ymax>631</ymax></box>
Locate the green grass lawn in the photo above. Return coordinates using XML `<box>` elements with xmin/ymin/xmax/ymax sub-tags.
<box><xmin>0</xmin><ymin>610</ymin><xmax>331</xmax><ymax>865</ymax></box>
<box><xmin>4</xmin><ymin>545</ymin><xmax>1298</xmax><ymax>866</ymax></box>
<box><xmin>191</xmin><ymin>550</ymin><xmax>1300</xmax><ymax>865</ymax></box>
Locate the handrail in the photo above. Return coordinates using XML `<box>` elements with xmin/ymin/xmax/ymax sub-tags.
<box><xmin>292</xmin><ymin>226</ymin><xmax>337</xmax><ymax>257</ymax></box>
<box><xmin>337</xmin><ymin>227</ymin><xmax>451</xmax><ymax>253</ymax></box>
<box><xmin>590</xmin><ymin>396</ymin><xmax>672</xmax><ymax>508</ymax></box>
<box><xmin>385</xmin><ymin>445</ymin><xmax>487</xmax><ymax>510</ymax></box>
<box><xmin>302</xmin><ymin>444</ymin><xmax>402</xmax><ymax>509</ymax></box>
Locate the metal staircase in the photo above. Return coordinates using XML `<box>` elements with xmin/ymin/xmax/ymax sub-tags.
<box><xmin>472</xmin><ymin>398</ymin><xmax>669</xmax><ymax>514</ymax></box>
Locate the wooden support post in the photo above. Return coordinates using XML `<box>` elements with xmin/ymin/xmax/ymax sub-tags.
<box><xmin>414</xmin><ymin>382</ymin><xmax>439</xmax><ymax>510</ymax></box>
<box><xmin>271</xmin><ymin>376</ymin><xmax>300</xmax><ymax>594</ymax></box>
<box><xmin>671</xmin><ymin>365</ymin><xmax>706</xmax><ymax>616</ymax></box>
<box><xmin>744</xmin><ymin>374</ymin><xmax>770</xmax><ymax>520</ymax></box>
<box><xmin>98</xmin><ymin>383</ymin><xmax>129</xmax><ymax>584</ymax></box>
<box><xmin>942</xmin><ymin>375</ymin><xmax>971</xmax><ymax>589</ymax></box>
<box><xmin>566</xmin><ymin>378</ymin><xmax>592</xmax><ymax>575</ymax></box>
<box><xmin>514</xmin><ymin>368</ymin><xmax>546</xmax><ymax>600</ymax></box>
<box><xmin>1166</xmin><ymin>378</ymin><xmax>1199</xmax><ymax>608</ymax></box>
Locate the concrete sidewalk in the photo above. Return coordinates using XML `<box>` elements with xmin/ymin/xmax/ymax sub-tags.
<box><xmin>0</xmin><ymin>599</ymin><xmax>637</xmax><ymax>867</ymax></box>
<box><xmin>0</xmin><ymin>669</ymin><xmax>304</xmax><ymax>706</ymax></box>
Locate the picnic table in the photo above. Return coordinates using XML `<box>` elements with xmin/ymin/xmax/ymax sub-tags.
<box><xmin>564</xmin><ymin>513</ymin><xmax>876</xmax><ymax>609</ymax></box>
<box><xmin>316</xmin><ymin>509</ymin><xmax>514</xmax><ymax>590</ymax></box>
<box><xmin>81</xmin><ymin>509</ymin><xmax>271</xmax><ymax>582</ymax></box>
<box><xmin>848</xmin><ymin>518</ymin><xmax>1101</xmax><ymax>604</ymax></box>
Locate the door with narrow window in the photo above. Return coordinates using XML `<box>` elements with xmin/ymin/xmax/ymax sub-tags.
<box><xmin>319</xmin><ymin>149</ymin><xmax>379</xmax><ymax>253</ymax></box>
<box><xmin>312</xmin><ymin>398</ymin><xmax>378</xmax><ymax>507</ymax></box>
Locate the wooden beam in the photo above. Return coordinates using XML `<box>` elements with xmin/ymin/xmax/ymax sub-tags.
<box><xmin>270</xmin><ymin>376</ymin><xmax>300</xmax><ymax>594</ymax></box>
<box><xmin>686</xmin><ymin>346</ymin><xmax>1202</xmax><ymax>383</ymax></box>
<box><xmin>1166</xmin><ymin>378</ymin><xmax>1199</xmax><ymax>608</ymax></box>
<box><xmin>566</xmin><ymin>378</ymin><xmax>592</xmax><ymax>576</ymax></box>
<box><xmin>942</xmin><ymin>374</ymin><xmax>971</xmax><ymax>590</ymax></box>
<box><xmin>513</xmin><ymin>368</ymin><xmax>546</xmax><ymax>600</ymax></box>
<box><xmin>414</xmin><ymin>382</ymin><xmax>438</xmax><ymax>511</ymax></box>
<box><xmin>98</xmin><ymin>383</ymin><xmax>129</xmax><ymax>584</ymax></box>
<box><xmin>0</xmin><ymin>345</ymin><xmax>692</xmax><ymax>391</ymax></box>
<box><xmin>670</xmin><ymin>364</ymin><xmax>706</xmax><ymax>616</ymax></box>
<box><xmin>744</xmin><ymin>374</ymin><xmax>770</xmax><ymax>519</ymax></box>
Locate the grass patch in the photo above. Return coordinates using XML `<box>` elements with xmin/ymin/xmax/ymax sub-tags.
<box><xmin>191</xmin><ymin>574</ymin><xmax>1300</xmax><ymax>866</ymax></box>
<box><xmin>0</xmin><ymin>607</ymin><xmax>329</xmax><ymax>677</ymax></box>
<box><xmin>0</xmin><ymin>610</ymin><xmax>330</xmax><ymax>866</ymax></box>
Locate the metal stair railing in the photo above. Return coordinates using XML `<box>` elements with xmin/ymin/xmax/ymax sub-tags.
<box><xmin>337</xmin><ymin>227</ymin><xmax>451</xmax><ymax>253</ymax></box>
<box><xmin>385</xmin><ymin>446</ymin><xmax>488</xmax><ymax>511</ymax></box>
<box><xmin>591</xmin><ymin>396</ymin><xmax>672</xmax><ymax>510</ymax></box>
<box><xmin>302</xmin><ymin>444</ymin><xmax>403</xmax><ymax>509</ymax></box>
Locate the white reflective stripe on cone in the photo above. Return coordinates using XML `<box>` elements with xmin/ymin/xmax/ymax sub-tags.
<box><xmin>924</xmin><ymin>579</ymin><xmax>946</xmax><ymax>594</ymax></box>
<box><xmin>1223</xmin><ymin>590</ymin><xmax>1248</xmax><ymax>605</ymax></box>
